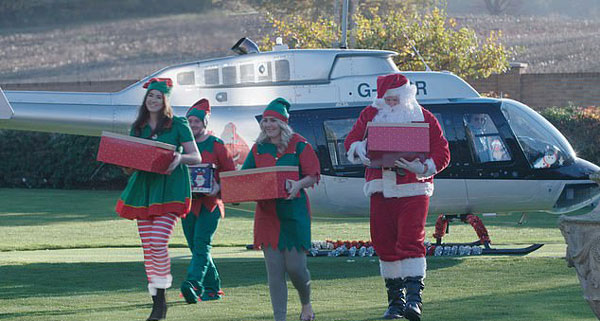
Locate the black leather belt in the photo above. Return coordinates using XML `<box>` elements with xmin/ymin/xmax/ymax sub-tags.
<box><xmin>368</xmin><ymin>166</ymin><xmax>406</xmax><ymax>176</ymax></box>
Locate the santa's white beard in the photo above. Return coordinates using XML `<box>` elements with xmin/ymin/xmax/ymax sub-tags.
<box><xmin>372</xmin><ymin>101</ymin><xmax>424</xmax><ymax>123</ymax></box>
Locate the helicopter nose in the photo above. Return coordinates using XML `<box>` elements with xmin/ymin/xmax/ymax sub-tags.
<box><xmin>551</xmin><ymin>161</ymin><xmax>600</xmax><ymax>214</ymax></box>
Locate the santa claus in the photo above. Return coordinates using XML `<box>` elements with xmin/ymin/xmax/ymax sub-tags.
<box><xmin>344</xmin><ymin>73</ymin><xmax>450</xmax><ymax>321</ymax></box>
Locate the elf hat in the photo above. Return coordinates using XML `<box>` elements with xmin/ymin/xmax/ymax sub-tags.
<box><xmin>263</xmin><ymin>97</ymin><xmax>291</xmax><ymax>123</ymax></box>
<box><xmin>143</xmin><ymin>77</ymin><xmax>173</xmax><ymax>96</ymax></box>
<box><xmin>187</xmin><ymin>98</ymin><xmax>211</xmax><ymax>123</ymax></box>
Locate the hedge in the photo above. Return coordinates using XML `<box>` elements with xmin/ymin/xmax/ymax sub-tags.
<box><xmin>0</xmin><ymin>131</ymin><xmax>127</xmax><ymax>189</ymax></box>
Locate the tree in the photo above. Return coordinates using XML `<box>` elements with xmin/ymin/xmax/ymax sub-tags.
<box><xmin>259</xmin><ymin>6</ymin><xmax>510</xmax><ymax>79</ymax></box>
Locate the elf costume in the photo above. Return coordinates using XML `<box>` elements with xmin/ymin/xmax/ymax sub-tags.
<box><xmin>243</xmin><ymin>97</ymin><xmax>320</xmax><ymax>321</ymax></box>
<box><xmin>344</xmin><ymin>73</ymin><xmax>450</xmax><ymax>321</ymax></box>
<box><xmin>241</xmin><ymin>98</ymin><xmax>321</xmax><ymax>251</ymax></box>
<box><xmin>180</xmin><ymin>98</ymin><xmax>236</xmax><ymax>304</ymax></box>
<box><xmin>116</xmin><ymin>78</ymin><xmax>195</xmax><ymax>321</ymax></box>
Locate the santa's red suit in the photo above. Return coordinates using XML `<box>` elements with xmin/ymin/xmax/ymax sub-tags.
<box><xmin>344</xmin><ymin>73</ymin><xmax>450</xmax><ymax>320</ymax></box>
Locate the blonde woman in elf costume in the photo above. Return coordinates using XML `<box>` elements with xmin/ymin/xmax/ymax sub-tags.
<box><xmin>241</xmin><ymin>97</ymin><xmax>320</xmax><ymax>321</ymax></box>
<box><xmin>344</xmin><ymin>73</ymin><xmax>450</xmax><ymax>321</ymax></box>
<box><xmin>180</xmin><ymin>98</ymin><xmax>235</xmax><ymax>303</ymax></box>
<box><xmin>116</xmin><ymin>78</ymin><xmax>201</xmax><ymax>321</ymax></box>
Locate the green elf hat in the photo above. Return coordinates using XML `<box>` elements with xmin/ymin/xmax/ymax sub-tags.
<box><xmin>186</xmin><ymin>98</ymin><xmax>211</xmax><ymax>123</ymax></box>
<box><xmin>263</xmin><ymin>97</ymin><xmax>291</xmax><ymax>123</ymax></box>
<box><xmin>143</xmin><ymin>77</ymin><xmax>173</xmax><ymax>96</ymax></box>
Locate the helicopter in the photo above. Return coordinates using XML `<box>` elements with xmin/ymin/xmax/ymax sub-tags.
<box><xmin>1</xmin><ymin>37</ymin><xmax>599</xmax><ymax>254</ymax></box>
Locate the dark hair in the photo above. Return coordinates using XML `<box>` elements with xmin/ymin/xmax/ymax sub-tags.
<box><xmin>131</xmin><ymin>90</ymin><xmax>173</xmax><ymax>137</ymax></box>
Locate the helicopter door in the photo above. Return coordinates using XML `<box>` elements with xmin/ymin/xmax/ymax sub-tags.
<box><xmin>422</xmin><ymin>107</ymin><xmax>469</xmax><ymax>214</ymax></box>
<box><xmin>458</xmin><ymin>106</ymin><xmax>542</xmax><ymax>213</ymax></box>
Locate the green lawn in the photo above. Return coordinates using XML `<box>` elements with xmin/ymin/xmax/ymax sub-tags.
<box><xmin>0</xmin><ymin>188</ymin><xmax>596</xmax><ymax>320</ymax></box>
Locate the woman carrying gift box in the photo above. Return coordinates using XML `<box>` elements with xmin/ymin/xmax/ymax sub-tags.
<box><xmin>344</xmin><ymin>73</ymin><xmax>450</xmax><ymax>321</ymax></box>
<box><xmin>180</xmin><ymin>98</ymin><xmax>236</xmax><ymax>304</ymax></box>
<box><xmin>116</xmin><ymin>78</ymin><xmax>202</xmax><ymax>321</ymax></box>
<box><xmin>241</xmin><ymin>97</ymin><xmax>320</xmax><ymax>321</ymax></box>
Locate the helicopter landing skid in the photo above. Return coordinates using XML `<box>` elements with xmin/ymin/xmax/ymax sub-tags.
<box><xmin>432</xmin><ymin>214</ymin><xmax>544</xmax><ymax>255</ymax></box>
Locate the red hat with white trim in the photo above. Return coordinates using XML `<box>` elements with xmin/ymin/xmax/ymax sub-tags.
<box><xmin>376</xmin><ymin>73</ymin><xmax>408</xmax><ymax>99</ymax></box>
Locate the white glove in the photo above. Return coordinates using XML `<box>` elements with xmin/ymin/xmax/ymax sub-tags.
<box><xmin>395</xmin><ymin>158</ymin><xmax>425</xmax><ymax>174</ymax></box>
<box><xmin>347</xmin><ymin>140</ymin><xmax>371</xmax><ymax>166</ymax></box>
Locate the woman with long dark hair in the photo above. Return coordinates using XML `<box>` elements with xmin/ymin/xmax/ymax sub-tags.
<box><xmin>116</xmin><ymin>78</ymin><xmax>201</xmax><ymax>321</ymax></box>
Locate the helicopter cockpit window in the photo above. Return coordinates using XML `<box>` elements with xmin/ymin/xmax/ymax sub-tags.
<box><xmin>464</xmin><ymin>113</ymin><xmax>511</xmax><ymax>163</ymax></box>
<box><xmin>204</xmin><ymin>68</ymin><xmax>219</xmax><ymax>85</ymax></box>
<box><xmin>323</xmin><ymin>119</ymin><xmax>357</xmax><ymax>168</ymax></box>
<box><xmin>177</xmin><ymin>71</ymin><xmax>195</xmax><ymax>85</ymax></box>
<box><xmin>501</xmin><ymin>100</ymin><xmax>575</xmax><ymax>168</ymax></box>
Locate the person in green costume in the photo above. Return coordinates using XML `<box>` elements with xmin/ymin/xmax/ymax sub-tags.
<box><xmin>180</xmin><ymin>98</ymin><xmax>236</xmax><ymax>304</ymax></box>
<box><xmin>116</xmin><ymin>78</ymin><xmax>202</xmax><ymax>321</ymax></box>
<box><xmin>242</xmin><ymin>97</ymin><xmax>320</xmax><ymax>321</ymax></box>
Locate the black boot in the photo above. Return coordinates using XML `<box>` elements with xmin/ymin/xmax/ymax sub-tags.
<box><xmin>147</xmin><ymin>289</ymin><xmax>167</xmax><ymax>321</ymax></box>
<box><xmin>404</xmin><ymin>276</ymin><xmax>424</xmax><ymax>321</ymax></box>
<box><xmin>382</xmin><ymin>278</ymin><xmax>405</xmax><ymax>319</ymax></box>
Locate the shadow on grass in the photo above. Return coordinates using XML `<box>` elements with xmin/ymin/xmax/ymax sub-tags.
<box><xmin>0</xmin><ymin>256</ymin><xmax>462</xmax><ymax>299</ymax></box>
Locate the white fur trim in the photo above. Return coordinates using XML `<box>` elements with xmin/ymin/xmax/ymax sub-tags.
<box><xmin>364</xmin><ymin>179</ymin><xmax>434</xmax><ymax>198</ymax></box>
<box><xmin>148</xmin><ymin>274</ymin><xmax>172</xmax><ymax>295</ymax></box>
<box><xmin>347</xmin><ymin>140</ymin><xmax>365</xmax><ymax>165</ymax></box>
<box><xmin>416</xmin><ymin>158</ymin><xmax>437</xmax><ymax>180</ymax></box>
<box><xmin>400</xmin><ymin>257</ymin><xmax>427</xmax><ymax>279</ymax></box>
<box><xmin>383</xmin><ymin>85</ymin><xmax>407</xmax><ymax>98</ymax></box>
<box><xmin>379</xmin><ymin>259</ymin><xmax>403</xmax><ymax>279</ymax></box>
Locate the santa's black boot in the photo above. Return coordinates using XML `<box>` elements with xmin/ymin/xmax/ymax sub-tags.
<box><xmin>404</xmin><ymin>276</ymin><xmax>424</xmax><ymax>321</ymax></box>
<box><xmin>147</xmin><ymin>289</ymin><xmax>167</xmax><ymax>321</ymax></box>
<box><xmin>382</xmin><ymin>278</ymin><xmax>405</xmax><ymax>319</ymax></box>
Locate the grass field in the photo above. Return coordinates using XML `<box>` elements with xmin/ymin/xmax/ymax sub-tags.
<box><xmin>0</xmin><ymin>188</ymin><xmax>596</xmax><ymax>321</ymax></box>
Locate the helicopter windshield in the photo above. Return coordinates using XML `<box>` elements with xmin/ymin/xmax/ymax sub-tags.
<box><xmin>501</xmin><ymin>100</ymin><xmax>576</xmax><ymax>169</ymax></box>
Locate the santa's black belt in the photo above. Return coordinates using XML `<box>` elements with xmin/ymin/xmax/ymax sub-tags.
<box><xmin>368</xmin><ymin>166</ymin><xmax>406</xmax><ymax>176</ymax></box>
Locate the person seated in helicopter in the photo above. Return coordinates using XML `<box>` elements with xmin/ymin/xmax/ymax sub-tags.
<box><xmin>465</xmin><ymin>113</ymin><xmax>493</xmax><ymax>162</ymax></box>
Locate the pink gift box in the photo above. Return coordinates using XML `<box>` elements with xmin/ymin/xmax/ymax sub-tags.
<box><xmin>97</xmin><ymin>131</ymin><xmax>176</xmax><ymax>174</ymax></box>
<box><xmin>367</xmin><ymin>122</ymin><xmax>430</xmax><ymax>167</ymax></box>
<box><xmin>220</xmin><ymin>166</ymin><xmax>299</xmax><ymax>203</ymax></box>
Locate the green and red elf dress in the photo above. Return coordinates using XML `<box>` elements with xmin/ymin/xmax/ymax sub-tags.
<box><xmin>242</xmin><ymin>133</ymin><xmax>321</xmax><ymax>251</ymax></box>
<box><xmin>116</xmin><ymin>116</ymin><xmax>195</xmax><ymax>219</ymax></box>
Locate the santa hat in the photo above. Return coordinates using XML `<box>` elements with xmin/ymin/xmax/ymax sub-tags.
<box><xmin>143</xmin><ymin>77</ymin><xmax>173</xmax><ymax>96</ymax></box>
<box><xmin>372</xmin><ymin>73</ymin><xmax>417</xmax><ymax>110</ymax></box>
<box><xmin>377</xmin><ymin>73</ymin><xmax>408</xmax><ymax>99</ymax></box>
<box><xmin>263</xmin><ymin>97</ymin><xmax>291</xmax><ymax>123</ymax></box>
<box><xmin>187</xmin><ymin>98</ymin><xmax>211</xmax><ymax>124</ymax></box>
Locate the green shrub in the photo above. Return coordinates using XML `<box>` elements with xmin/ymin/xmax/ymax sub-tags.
<box><xmin>0</xmin><ymin>130</ymin><xmax>127</xmax><ymax>189</ymax></box>
<box><xmin>540</xmin><ymin>106</ymin><xmax>600</xmax><ymax>166</ymax></box>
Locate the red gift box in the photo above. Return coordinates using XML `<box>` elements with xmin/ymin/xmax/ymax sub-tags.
<box><xmin>220</xmin><ymin>166</ymin><xmax>299</xmax><ymax>203</ymax></box>
<box><xmin>366</xmin><ymin>122</ymin><xmax>430</xmax><ymax>167</ymax></box>
<box><xmin>97</xmin><ymin>131</ymin><xmax>176</xmax><ymax>174</ymax></box>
